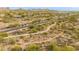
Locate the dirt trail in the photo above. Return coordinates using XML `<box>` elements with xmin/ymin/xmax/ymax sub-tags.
<box><xmin>22</xmin><ymin>32</ymin><xmax>63</xmax><ymax>46</ymax></box>
<box><xmin>4</xmin><ymin>22</ymin><xmax>56</xmax><ymax>39</ymax></box>
<box><xmin>17</xmin><ymin>32</ymin><xmax>63</xmax><ymax>50</ymax></box>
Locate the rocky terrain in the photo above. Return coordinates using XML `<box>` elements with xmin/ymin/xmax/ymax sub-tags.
<box><xmin>0</xmin><ymin>8</ymin><xmax>79</xmax><ymax>51</ymax></box>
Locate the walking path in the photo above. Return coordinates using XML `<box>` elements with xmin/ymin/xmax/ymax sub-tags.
<box><xmin>4</xmin><ymin>22</ymin><xmax>56</xmax><ymax>39</ymax></box>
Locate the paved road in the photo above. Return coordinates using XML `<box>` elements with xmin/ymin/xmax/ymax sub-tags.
<box><xmin>0</xmin><ymin>23</ymin><xmax>29</xmax><ymax>32</ymax></box>
<box><xmin>0</xmin><ymin>19</ymin><xmax>46</xmax><ymax>33</ymax></box>
<box><xmin>4</xmin><ymin>23</ymin><xmax>56</xmax><ymax>39</ymax></box>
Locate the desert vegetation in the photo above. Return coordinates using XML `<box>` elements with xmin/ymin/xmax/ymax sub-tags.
<box><xmin>0</xmin><ymin>8</ymin><xmax>79</xmax><ymax>51</ymax></box>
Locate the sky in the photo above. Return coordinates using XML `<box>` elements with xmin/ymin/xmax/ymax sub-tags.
<box><xmin>9</xmin><ymin>7</ymin><xmax>79</xmax><ymax>11</ymax></box>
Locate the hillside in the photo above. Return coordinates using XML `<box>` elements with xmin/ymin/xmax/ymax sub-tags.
<box><xmin>0</xmin><ymin>8</ymin><xmax>79</xmax><ymax>51</ymax></box>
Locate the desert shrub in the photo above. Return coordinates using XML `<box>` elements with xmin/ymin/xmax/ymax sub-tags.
<box><xmin>47</xmin><ymin>42</ymin><xmax>62</xmax><ymax>51</ymax></box>
<box><xmin>68</xmin><ymin>16</ymin><xmax>77</xmax><ymax>22</ymax></box>
<box><xmin>47</xmin><ymin>43</ymin><xmax>54</xmax><ymax>50</ymax></box>
<box><xmin>0</xmin><ymin>37</ymin><xmax>5</xmax><ymax>43</ymax></box>
<box><xmin>0</xmin><ymin>46</ymin><xmax>4</xmax><ymax>51</ymax></box>
<box><xmin>7</xmin><ymin>38</ymin><xmax>16</xmax><ymax>44</ymax></box>
<box><xmin>24</xmin><ymin>44</ymin><xmax>40</xmax><ymax>51</ymax></box>
<box><xmin>10</xmin><ymin>44</ymin><xmax>22</xmax><ymax>51</ymax></box>
<box><xmin>8</xmin><ymin>23</ymin><xmax>20</xmax><ymax>28</ymax></box>
<box><xmin>28</xmin><ymin>24</ymin><xmax>45</xmax><ymax>33</ymax></box>
<box><xmin>31</xmin><ymin>28</ymin><xmax>38</xmax><ymax>33</ymax></box>
<box><xmin>47</xmin><ymin>42</ymin><xmax>75</xmax><ymax>51</ymax></box>
<box><xmin>0</xmin><ymin>32</ymin><xmax>8</xmax><ymax>43</ymax></box>
<box><xmin>62</xmin><ymin>46</ymin><xmax>75</xmax><ymax>51</ymax></box>
<box><xmin>47</xmin><ymin>40</ymin><xmax>75</xmax><ymax>51</ymax></box>
<box><xmin>35</xmin><ymin>25</ymin><xmax>45</xmax><ymax>31</ymax></box>
<box><xmin>0</xmin><ymin>32</ymin><xmax>8</xmax><ymax>37</ymax></box>
<box><xmin>42</xmin><ymin>32</ymin><xmax>48</xmax><ymax>35</ymax></box>
<box><xmin>29</xmin><ymin>25</ymin><xmax>34</xmax><ymax>29</ymax></box>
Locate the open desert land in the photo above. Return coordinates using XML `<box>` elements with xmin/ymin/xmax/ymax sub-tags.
<box><xmin>0</xmin><ymin>8</ymin><xmax>79</xmax><ymax>51</ymax></box>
